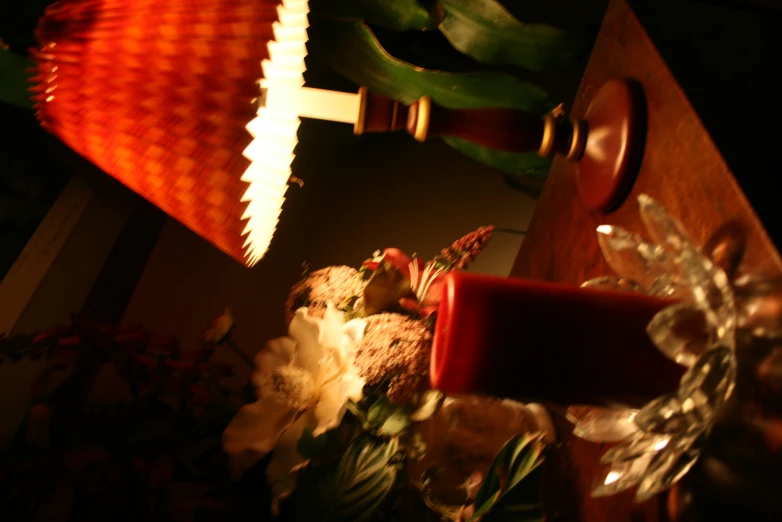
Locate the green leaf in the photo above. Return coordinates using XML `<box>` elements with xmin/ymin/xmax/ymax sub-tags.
<box><xmin>308</xmin><ymin>19</ymin><xmax>553</xmax><ymax>180</ymax></box>
<box><xmin>379</xmin><ymin>410</ymin><xmax>411</xmax><ymax>436</ymax></box>
<box><xmin>345</xmin><ymin>399</ymin><xmax>367</xmax><ymax>422</ymax></box>
<box><xmin>443</xmin><ymin>137</ymin><xmax>551</xmax><ymax>179</ymax></box>
<box><xmin>298</xmin><ymin>413</ymin><xmax>363</xmax><ymax>461</ymax></box>
<box><xmin>366</xmin><ymin>394</ymin><xmax>411</xmax><ymax>436</ymax></box>
<box><xmin>468</xmin><ymin>433</ymin><xmax>548</xmax><ymax>522</ymax></box>
<box><xmin>293</xmin><ymin>435</ymin><xmax>400</xmax><ymax>522</ymax></box>
<box><xmin>0</xmin><ymin>49</ymin><xmax>34</xmax><ymax>109</ymax></box>
<box><xmin>438</xmin><ymin>0</ymin><xmax>587</xmax><ymax>71</ymax></box>
<box><xmin>410</xmin><ymin>390</ymin><xmax>444</xmax><ymax>421</ymax></box>
<box><xmin>297</xmin><ymin>427</ymin><xmax>332</xmax><ymax>460</ymax></box>
<box><xmin>366</xmin><ymin>397</ymin><xmax>391</xmax><ymax>425</ymax></box>
<box><xmin>310</xmin><ymin>0</ymin><xmax>440</xmax><ymax>31</ymax></box>
<box><xmin>310</xmin><ymin>20</ymin><xmax>550</xmax><ymax>112</ymax></box>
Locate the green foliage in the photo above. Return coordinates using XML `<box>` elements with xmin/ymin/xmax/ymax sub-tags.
<box><xmin>0</xmin><ymin>49</ymin><xmax>34</xmax><ymax>109</ymax></box>
<box><xmin>292</xmin><ymin>434</ymin><xmax>401</xmax><ymax>522</ymax></box>
<box><xmin>296</xmin><ymin>413</ymin><xmax>361</xmax><ymax>461</ymax></box>
<box><xmin>297</xmin><ymin>427</ymin><xmax>333</xmax><ymax>460</ymax></box>
<box><xmin>308</xmin><ymin>19</ymin><xmax>554</xmax><ymax>182</ymax></box>
<box><xmin>367</xmin><ymin>394</ymin><xmax>412</xmax><ymax>437</ymax></box>
<box><xmin>468</xmin><ymin>433</ymin><xmax>548</xmax><ymax>522</ymax></box>
<box><xmin>292</xmin><ymin>398</ymin><xmax>424</xmax><ymax>521</ymax></box>
<box><xmin>307</xmin><ymin>0</ymin><xmax>591</xmax><ymax>188</ymax></box>
<box><xmin>346</xmin><ymin>391</ymin><xmax>415</xmax><ymax>438</ymax></box>
<box><xmin>310</xmin><ymin>20</ymin><xmax>551</xmax><ymax>113</ymax></box>
<box><xmin>442</xmin><ymin>136</ymin><xmax>551</xmax><ymax>181</ymax></box>
<box><xmin>409</xmin><ymin>390</ymin><xmax>443</xmax><ymax>422</ymax></box>
<box><xmin>438</xmin><ymin>0</ymin><xmax>586</xmax><ymax>71</ymax></box>
<box><xmin>310</xmin><ymin>0</ymin><xmax>440</xmax><ymax>31</ymax></box>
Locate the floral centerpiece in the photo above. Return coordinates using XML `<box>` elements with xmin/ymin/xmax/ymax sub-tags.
<box><xmin>223</xmin><ymin>226</ymin><xmax>556</xmax><ymax>522</ymax></box>
<box><xmin>0</xmin><ymin>226</ymin><xmax>554</xmax><ymax>522</ymax></box>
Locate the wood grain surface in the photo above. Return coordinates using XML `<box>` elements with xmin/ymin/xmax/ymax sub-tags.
<box><xmin>510</xmin><ymin>0</ymin><xmax>782</xmax><ymax>520</ymax></box>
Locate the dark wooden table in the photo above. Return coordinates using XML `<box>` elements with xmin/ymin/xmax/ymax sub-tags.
<box><xmin>509</xmin><ymin>0</ymin><xmax>782</xmax><ymax>520</ymax></box>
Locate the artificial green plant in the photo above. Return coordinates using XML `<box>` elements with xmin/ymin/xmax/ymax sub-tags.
<box><xmin>307</xmin><ymin>0</ymin><xmax>589</xmax><ymax>195</ymax></box>
<box><xmin>0</xmin><ymin>48</ymin><xmax>34</xmax><ymax>109</ymax></box>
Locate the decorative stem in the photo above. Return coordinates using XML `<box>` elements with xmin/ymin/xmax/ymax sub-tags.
<box><xmin>354</xmin><ymin>88</ymin><xmax>583</xmax><ymax>159</ymax></box>
<box><xmin>225</xmin><ymin>338</ymin><xmax>254</xmax><ymax>369</ymax></box>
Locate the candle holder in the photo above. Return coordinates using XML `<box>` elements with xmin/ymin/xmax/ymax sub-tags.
<box><xmin>570</xmin><ymin>194</ymin><xmax>758</xmax><ymax>502</ymax></box>
<box><xmin>355</xmin><ymin>79</ymin><xmax>646</xmax><ymax>212</ymax></box>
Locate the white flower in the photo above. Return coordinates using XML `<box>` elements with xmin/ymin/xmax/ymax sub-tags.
<box><xmin>222</xmin><ymin>305</ymin><xmax>365</xmax><ymax>512</ymax></box>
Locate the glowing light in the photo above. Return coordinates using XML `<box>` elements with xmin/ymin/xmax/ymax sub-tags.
<box><xmin>242</xmin><ymin>0</ymin><xmax>361</xmax><ymax>264</ymax></box>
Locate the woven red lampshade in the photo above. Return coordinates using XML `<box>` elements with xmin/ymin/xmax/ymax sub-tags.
<box><xmin>29</xmin><ymin>0</ymin><xmax>294</xmax><ymax>266</ymax></box>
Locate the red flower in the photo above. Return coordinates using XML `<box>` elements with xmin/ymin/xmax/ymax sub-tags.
<box><xmin>32</xmin><ymin>326</ymin><xmax>68</xmax><ymax>344</ymax></box>
<box><xmin>201</xmin><ymin>308</ymin><xmax>233</xmax><ymax>344</ymax></box>
<box><xmin>112</xmin><ymin>323</ymin><xmax>144</xmax><ymax>336</ymax></box>
<box><xmin>57</xmin><ymin>335</ymin><xmax>83</xmax><ymax>347</ymax></box>
<box><xmin>364</xmin><ymin>248</ymin><xmax>445</xmax><ymax>318</ymax></box>
<box><xmin>361</xmin><ymin>227</ymin><xmax>494</xmax><ymax>318</ymax></box>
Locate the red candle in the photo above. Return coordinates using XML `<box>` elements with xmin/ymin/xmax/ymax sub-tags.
<box><xmin>431</xmin><ymin>272</ymin><xmax>686</xmax><ymax>406</ymax></box>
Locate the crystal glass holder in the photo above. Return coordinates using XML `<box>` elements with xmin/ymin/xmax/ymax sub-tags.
<box><xmin>567</xmin><ymin>194</ymin><xmax>778</xmax><ymax>501</ymax></box>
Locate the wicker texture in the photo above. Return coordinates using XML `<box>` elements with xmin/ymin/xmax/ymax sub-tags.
<box><xmin>29</xmin><ymin>0</ymin><xmax>282</xmax><ymax>265</ymax></box>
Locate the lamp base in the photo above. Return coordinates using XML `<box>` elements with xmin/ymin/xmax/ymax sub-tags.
<box><xmin>574</xmin><ymin>78</ymin><xmax>646</xmax><ymax>212</ymax></box>
<box><xmin>354</xmin><ymin>79</ymin><xmax>646</xmax><ymax>213</ymax></box>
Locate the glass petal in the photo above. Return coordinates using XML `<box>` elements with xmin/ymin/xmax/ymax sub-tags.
<box><xmin>565</xmin><ymin>404</ymin><xmax>595</xmax><ymax>424</ymax></box>
<box><xmin>637</xmin><ymin>194</ymin><xmax>737</xmax><ymax>339</ymax></box>
<box><xmin>591</xmin><ymin>453</ymin><xmax>652</xmax><ymax>497</ymax></box>
<box><xmin>600</xmin><ymin>431</ymin><xmax>672</xmax><ymax>464</ymax></box>
<box><xmin>570</xmin><ymin>406</ymin><xmax>640</xmax><ymax>442</ymax></box>
<box><xmin>596</xmin><ymin>224</ymin><xmax>671</xmax><ymax>292</ymax></box>
<box><xmin>677</xmin><ymin>345</ymin><xmax>736</xmax><ymax>424</ymax></box>
<box><xmin>646</xmin><ymin>303</ymin><xmax>716</xmax><ymax>368</ymax></box>
<box><xmin>637</xmin><ymin>194</ymin><xmax>696</xmax><ymax>256</ymax></box>
<box><xmin>647</xmin><ymin>276</ymin><xmax>689</xmax><ymax>300</ymax></box>
<box><xmin>581</xmin><ymin>276</ymin><xmax>643</xmax><ymax>293</ymax></box>
<box><xmin>733</xmin><ymin>276</ymin><xmax>782</xmax><ymax>338</ymax></box>
<box><xmin>676</xmin><ymin>248</ymin><xmax>736</xmax><ymax>348</ymax></box>
<box><xmin>634</xmin><ymin>434</ymin><xmax>703</xmax><ymax>502</ymax></box>
<box><xmin>634</xmin><ymin>393</ymin><xmax>695</xmax><ymax>434</ymax></box>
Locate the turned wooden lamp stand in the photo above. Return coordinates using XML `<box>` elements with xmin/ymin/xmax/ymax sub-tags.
<box><xmin>355</xmin><ymin>80</ymin><xmax>646</xmax><ymax>212</ymax></box>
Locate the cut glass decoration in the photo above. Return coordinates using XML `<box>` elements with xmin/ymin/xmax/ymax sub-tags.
<box><xmin>571</xmin><ymin>194</ymin><xmax>741</xmax><ymax>502</ymax></box>
<box><xmin>570</xmin><ymin>406</ymin><xmax>640</xmax><ymax>442</ymax></box>
<box><xmin>646</xmin><ymin>303</ymin><xmax>714</xmax><ymax>368</ymax></box>
<box><xmin>634</xmin><ymin>433</ymin><xmax>703</xmax><ymax>502</ymax></box>
<box><xmin>592</xmin><ymin>453</ymin><xmax>653</xmax><ymax>497</ymax></box>
<box><xmin>600</xmin><ymin>431</ymin><xmax>671</xmax><ymax>465</ymax></box>
<box><xmin>573</xmin><ymin>407</ymin><xmax>638</xmax><ymax>442</ymax></box>
<box><xmin>581</xmin><ymin>275</ymin><xmax>642</xmax><ymax>293</ymax></box>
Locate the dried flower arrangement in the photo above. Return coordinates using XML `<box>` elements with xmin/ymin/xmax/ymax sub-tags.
<box><xmin>223</xmin><ymin>225</ymin><xmax>556</xmax><ymax>521</ymax></box>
